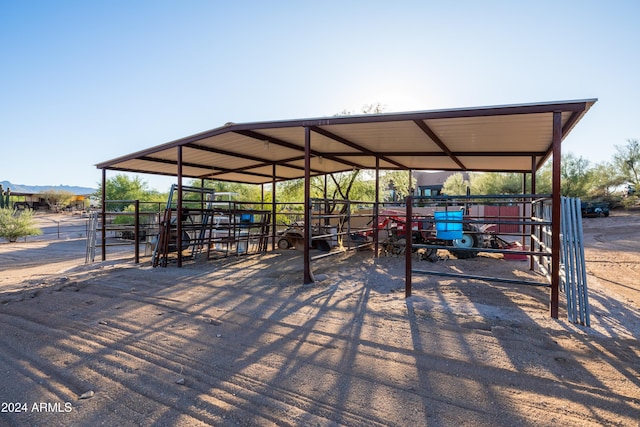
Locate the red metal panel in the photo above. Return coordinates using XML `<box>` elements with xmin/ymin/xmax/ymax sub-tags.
<box><xmin>484</xmin><ymin>205</ymin><xmax>520</xmax><ymax>233</ymax></box>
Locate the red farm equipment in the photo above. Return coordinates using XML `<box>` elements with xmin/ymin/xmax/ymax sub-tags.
<box><xmin>376</xmin><ymin>210</ymin><xmax>515</xmax><ymax>260</ymax></box>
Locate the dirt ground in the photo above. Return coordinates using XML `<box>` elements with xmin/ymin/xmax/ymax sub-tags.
<box><xmin>0</xmin><ymin>211</ymin><xmax>638</xmax><ymax>426</ymax></box>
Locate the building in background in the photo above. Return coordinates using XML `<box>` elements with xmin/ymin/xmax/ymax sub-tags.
<box><xmin>413</xmin><ymin>171</ymin><xmax>470</xmax><ymax>197</ymax></box>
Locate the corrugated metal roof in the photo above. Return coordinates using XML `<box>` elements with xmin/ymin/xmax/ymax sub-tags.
<box><xmin>96</xmin><ymin>99</ymin><xmax>596</xmax><ymax>184</ymax></box>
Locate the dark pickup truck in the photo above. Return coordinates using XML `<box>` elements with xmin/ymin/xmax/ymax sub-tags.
<box><xmin>581</xmin><ymin>201</ymin><xmax>610</xmax><ymax>217</ymax></box>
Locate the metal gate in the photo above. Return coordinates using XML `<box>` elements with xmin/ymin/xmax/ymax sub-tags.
<box><xmin>534</xmin><ymin>197</ymin><xmax>590</xmax><ymax>325</ymax></box>
<box><xmin>560</xmin><ymin>197</ymin><xmax>590</xmax><ymax>326</ymax></box>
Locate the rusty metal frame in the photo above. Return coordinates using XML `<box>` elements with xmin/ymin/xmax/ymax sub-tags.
<box><xmin>303</xmin><ymin>126</ymin><xmax>313</xmax><ymax>284</ymax></box>
<box><xmin>97</xmin><ymin>99</ymin><xmax>596</xmax><ymax>319</ymax></box>
<box><xmin>413</xmin><ymin>120</ymin><xmax>466</xmax><ymax>169</ymax></box>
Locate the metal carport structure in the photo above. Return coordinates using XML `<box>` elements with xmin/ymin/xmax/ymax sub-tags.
<box><xmin>96</xmin><ymin>98</ymin><xmax>597</xmax><ymax>318</ymax></box>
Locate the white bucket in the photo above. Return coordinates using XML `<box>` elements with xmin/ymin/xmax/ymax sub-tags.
<box><xmin>238</xmin><ymin>231</ymin><xmax>249</xmax><ymax>253</ymax></box>
<box><xmin>330</xmin><ymin>227</ymin><xmax>338</xmax><ymax>246</ymax></box>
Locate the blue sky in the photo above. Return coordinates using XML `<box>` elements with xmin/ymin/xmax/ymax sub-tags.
<box><xmin>1</xmin><ymin>1</ymin><xmax>638</xmax><ymax>191</ymax></box>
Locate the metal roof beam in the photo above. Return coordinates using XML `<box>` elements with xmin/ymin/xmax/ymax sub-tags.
<box><xmin>413</xmin><ymin>120</ymin><xmax>467</xmax><ymax>170</ymax></box>
<box><xmin>139</xmin><ymin>156</ymin><xmax>277</xmax><ymax>181</ymax></box>
<box><xmin>215</xmin><ymin>155</ymin><xmax>326</xmax><ymax>176</ymax></box>
<box><xmin>452</xmin><ymin>151</ymin><xmax>546</xmax><ymax>157</ymax></box>
<box><xmin>197</xmin><ymin>167</ymin><xmax>275</xmax><ymax>181</ymax></box>
<box><xmin>225</xmin><ymin>99</ymin><xmax>595</xmax><ymax>130</ymax></box>
<box><xmin>185</xmin><ymin>142</ymin><xmax>274</xmax><ymax>164</ymax></box>
<box><xmin>318</xmin><ymin>151</ymin><xmax>545</xmax><ymax>157</ymax></box>
<box><xmin>184</xmin><ymin>143</ymin><xmax>328</xmax><ymax>178</ymax></box>
<box><xmin>537</xmin><ymin>109</ymin><xmax>585</xmax><ymax>170</ymax></box>
<box><xmin>201</xmin><ymin>156</ymin><xmax>330</xmax><ymax>180</ymax></box>
<box><xmin>139</xmin><ymin>156</ymin><xmax>213</xmax><ymax>170</ymax></box>
<box><xmin>309</xmin><ymin>126</ymin><xmax>409</xmax><ymax>169</ymax></box>
<box><xmin>234</xmin><ymin>129</ymin><xmax>367</xmax><ymax>170</ymax></box>
<box><xmin>104</xmin><ymin>166</ymin><xmax>204</xmax><ymax>179</ymax></box>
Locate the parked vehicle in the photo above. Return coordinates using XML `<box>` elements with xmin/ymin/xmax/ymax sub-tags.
<box><xmin>276</xmin><ymin>221</ymin><xmax>332</xmax><ymax>251</ymax></box>
<box><xmin>581</xmin><ymin>202</ymin><xmax>610</xmax><ymax>217</ymax></box>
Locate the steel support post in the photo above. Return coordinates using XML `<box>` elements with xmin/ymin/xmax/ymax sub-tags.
<box><xmin>405</xmin><ymin>195</ymin><xmax>413</xmax><ymax>298</ymax></box>
<box><xmin>134</xmin><ymin>200</ymin><xmax>140</xmax><ymax>264</ymax></box>
<box><xmin>521</xmin><ymin>173</ymin><xmax>527</xmax><ymax>251</ymax></box>
<box><xmin>530</xmin><ymin>156</ymin><xmax>537</xmax><ymax>271</ymax></box>
<box><xmin>374</xmin><ymin>157</ymin><xmax>380</xmax><ymax>257</ymax></box>
<box><xmin>551</xmin><ymin>111</ymin><xmax>562</xmax><ymax>318</ymax></box>
<box><xmin>177</xmin><ymin>145</ymin><xmax>183</xmax><ymax>268</ymax></box>
<box><xmin>101</xmin><ymin>168</ymin><xmax>106</xmax><ymax>261</ymax></box>
<box><xmin>303</xmin><ymin>127</ymin><xmax>314</xmax><ymax>284</ymax></box>
<box><xmin>272</xmin><ymin>164</ymin><xmax>277</xmax><ymax>251</ymax></box>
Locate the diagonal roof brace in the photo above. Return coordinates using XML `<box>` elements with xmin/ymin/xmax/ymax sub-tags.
<box><xmin>184</xmin><ymin>142</ymin><xmax>328</xmax><ymax>179</ymax></box>
<box><xmin>139</xmin><ymin>156</ymin><xmax>213</xmax><ymax>171</ymax></box>
<box><xmin>201</xmin><ymin>155</ymin><xmax>327</xmax><ymax>181</ymax></box>
<box><xmin>537</xmin><ymin>109</ymin><xmax>585</xmax><ymax>170</ymax></box>
<box><xmin>185</xmin><ymin>142</ymin><xmax>276</xmax><ymax>164</ymax></box>
<box><xmin>309</xmin><ymin>126</ymin><xmax>409</xmax><ymax>169</ymax></box>
<box><xmin>234</xmin><ymin>129</ymin><xmax>368</xmax><ymax>171</ymax></box>
<box><xmin>413</xmin><ymin>120</ymin><xmax>467</xmax><ymax>170</ymax></box>
<box><xmin>185</xmin><ymin>142</ymin><xmax>328</xmax><ymax>177</ymax></box>
<box><xmin>140</xmin><ymin>156</ymin><xmax>277</xmax><ymax>181</ymax></box>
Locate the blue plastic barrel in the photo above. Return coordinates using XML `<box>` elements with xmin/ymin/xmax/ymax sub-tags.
<box><xmin>434</xmin><ymin>210</ymin><xmax>463</xmax><ymax>240</ymax></box>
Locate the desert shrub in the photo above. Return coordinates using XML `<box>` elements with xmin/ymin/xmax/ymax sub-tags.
<box><xmin>112</xmin><ymin>205</ymin><xmax>139</xmax><ymax>225</ymax></box>
<box><xmin>621</xmin><ymin>195</ymin><xmax>639</xmax><ymax>209</ymax></box>
<box><xmin>0</xmin><ymin>208</ymin><xmax>42</xmax><ymax>242</ymax></box>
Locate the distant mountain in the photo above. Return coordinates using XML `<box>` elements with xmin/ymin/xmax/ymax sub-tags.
<box><xmin>0</xmin><ymin>181</ymin><xmax>96</xmax><ymax>195</ymax></box>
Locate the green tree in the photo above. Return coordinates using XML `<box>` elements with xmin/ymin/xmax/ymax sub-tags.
<box><xmin>473</xmin><ymin>172</ymin><xmax>525</xmax><ymax>195</ymax></box>
<box><xmin>96</xmin><ymin>174</ymin><xmax>166</xmax><ymax>211</ymax></box>
<box><xmin>277</xmin><ymin>178</ymin><xmax>305</xmax><ymax>205</ymax></box>
<box><xmin>195</xmin><ymin>180</ymin><xmax>263</xmax><ymax>202</ymax></box>
<box><xmin>536</xmin><ymin>153</ymin><xmax>593</xmax><ymax>197</ymax></box>
<box><xmin>41</xmin><ymin>189</ymin><xmax>75</xmax><ymax>211</ymax></box>
<box><xmin>589</xmin><ymin>162</ymin><xmax>625</xmax><ymax>197</ymax></box>
<box><xmin>442</xmin><ymin>172</ymin><xmax>472</xmax><ymax>195</ymax></box>
<box><xmin>613</xmin><ymin>139</ymin><xmax>640</xmax><ymax>188</ymax></box>
<box><xmin>561</xmin><ymin>153</ymin><xmax>593</xmax><ymax>197</ymax></box>
<box><xmin>327</xmin><ymin>170</ymin><xmax>375</xmax><ymax>203</ymax></box>
<box><xmin>0</xmin><ymin>208</ymin><xmax>42</xmax><ymax>242</ymax></box>
<box><xmin>380</xmin><ymin>170</ymin><xmax>415</xmax><ymax>202</ymax></box>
